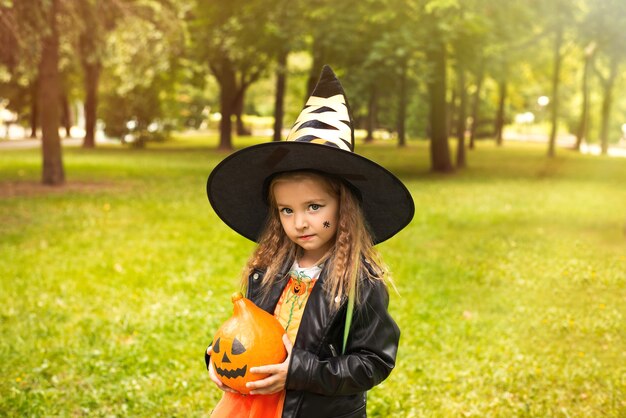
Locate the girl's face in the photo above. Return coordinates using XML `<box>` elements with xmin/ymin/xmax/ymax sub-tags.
<box><xmin>273</xmin><ymin>176</ymin><xmax>339</xmax><ymax>265</ymax></box>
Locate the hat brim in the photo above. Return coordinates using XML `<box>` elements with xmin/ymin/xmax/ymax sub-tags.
<box><xmin>207</xmin><ymin>141</ymin><xmax>414</xmax><ymax>245</ymax></box>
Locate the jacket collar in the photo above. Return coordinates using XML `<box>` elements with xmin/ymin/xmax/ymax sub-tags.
<box><xmin>297</xmin><ymin>264</ymin><xmax>349</xmax><ymax>349</ymax></box>
<box><xmin>251</xmin><ymin>262</ymin><xmax>347</xmax><ymax>350</ymax></box>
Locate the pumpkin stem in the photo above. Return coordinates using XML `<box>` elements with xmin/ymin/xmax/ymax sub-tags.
<box><xmin>231</xmin><ymin>292</ymin><xmax>244</xmax><ymax>303</ymax></box>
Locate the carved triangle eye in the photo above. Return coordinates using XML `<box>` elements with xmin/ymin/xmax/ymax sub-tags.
<box><xmin>213</xmin><ymin>338</ymin><xmax>221</xmax><ymax>354</ymax></box>
<box><xmin>232</xmin><ymin>338</ymin><xmax>246</xmax><ymax>355</ymax></box>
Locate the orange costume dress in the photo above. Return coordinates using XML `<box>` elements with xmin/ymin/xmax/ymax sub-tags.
<box><xmin>211</xmin><ymin>262</ymin><xmax>321</xmax><ymax>418</ymax></box>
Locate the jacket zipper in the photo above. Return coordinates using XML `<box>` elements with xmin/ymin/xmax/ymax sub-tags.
<box><xmin>329</xmin><ymin>343</ymin><xmax>338</xmax><ymax>357</ymax></box>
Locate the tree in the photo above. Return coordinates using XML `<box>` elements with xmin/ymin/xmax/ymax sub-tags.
<box><xmin>1</xmin><ymin>3</ymin><xmax>41</xmax><ymax>140</ymax></box>
<box><xmin>396</xmin><ymin>57</ymin><xmax>409</xmax><ymax>147</ymax></box>
<box><xmin>38</xmin><ymin>0</ymin><xmax>65</xmax><ymax>184</ymax></box>
<box><xmin>493</xmin><ymin>79</ymin><xmax>506</xmax><ymax>146</ymax></box>
<box><xmin>454</xmin><ymin>62</ymin><xmax>467</xmax><ymax>167</ymax></box>
<box><xmin>191</xmin><ymin>0</ymin><xmax>274</xmax><ymax>150</ymax></box>
<box><xmin>593</xmin><ymin>54</ymin><xmax>620</xmax><ymax>155</ymax></box>
<box><xmin>1</xmin><ymin>7</ymin><xmax>35</xmax><ymax>137</ymax></box>
<box><xmin>99</xmin><ymin>1</ymin><xmax>187</xmax><ymax>145</ymax></box>
<box><xmin>446</xmin><ymin>1</ymin><xmax>487</xmax><ymax>162</ymax></box>
<box><xmin>426</xmin><ymin>37</ymin><xmax>452</xmax><ymax>172</ymax></box>
<box><xmin>266</xmin><ymin>0</ymin><xmax>305</xmax><ymax>142</ymax></box>
<box><xmin>272</xmin><ymin>49</ymin><xmax>288</xmax><ymax>142</ymax></box>
<box><xmin>585</xmin><ymin>0</ymin><xmax>626</xmax><ymax>154</ymax></box>
<box><xmin>301</xmin><ymin>0</ymin><xmax>377</xmax><ymax>101</ymax></box>
<box><xmin>421</xmin><ymin>0</ymin><xmax>456</xmax><ymax>172</ymax></box>
<box><xmin>528</xmin><ymin>0</ymin><xmax>578</xmax><ymax>158</ymax></box>
<box><xmin>486</xmin><ymin>1</ymin><xmax>537</xmax><ymax>147</ymax></box>
<box><xmin>3</xmin><ymin>0</ymin><xmax>70</xmax><ymax>184</ymax></box>
<box><xmin>547</xmin><ymin>24</ymin><xmax>563</xmax><ymax>158</ymax></box>
<box><xmin>574</xmin><ymin>42</ymin><xmax>596</xmax><ymax>150</ymax></box>
<box><xmin>76</xmin><ymin>0</ymin><xmax>120</xmax><ymax>148</ymax></box>
<box><xmin>449</xmin><ymin>2</ymin><xmax>488</xmax><ymax>166</ymax></box>
<box><xmin>378</xmin><ymin>3</ymin><xmax>421</xmax><ymax>148</ymax></box>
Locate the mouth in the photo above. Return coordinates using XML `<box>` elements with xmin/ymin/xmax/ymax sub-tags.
<box><xmin>298</xmin><ymin>234</ymin><xmax>315</xmax><ymax>241</ymax></box>
<box><xmin>214</xmin><ymin>362</ymin><xmax>247</xmax><ymax>379</ymax></box>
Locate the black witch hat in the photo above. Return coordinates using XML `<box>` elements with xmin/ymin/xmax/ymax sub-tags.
<box><xmin>207</xmin><ymin>65</ymin><xmax>414</xmax><ymax>244</ymax></box>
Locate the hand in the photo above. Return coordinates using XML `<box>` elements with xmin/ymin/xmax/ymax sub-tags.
<box><xmin>246</xmin><ymin>334</ymin><xmax>293</xmax><ymax>395</ymax></box>
<box><xmin>206</xmin><ymin>345</ymin><xmax>238</xmax><ymax>393</ymax></box>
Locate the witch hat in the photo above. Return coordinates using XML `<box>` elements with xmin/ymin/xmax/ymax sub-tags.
<box><xmin>207</xmin><ymin>65</ymin><xmax>414</xmax><ymax>244</ymax></box>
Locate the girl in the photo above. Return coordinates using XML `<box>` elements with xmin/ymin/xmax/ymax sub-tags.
<box><xmin>205</xmin><ymin>66</ymin><xmax>414</xmax><ymax>418</ymax></box>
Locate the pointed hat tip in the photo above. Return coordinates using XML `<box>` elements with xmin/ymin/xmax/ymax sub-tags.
<box><xmin>311</xmin><ymin>65</ymin><xmax>344</xmax><ymax>99</ymax></box>
<box><xmin>321</xmin><ymin>64</ymin><xmax>334</xmax><ymax>73</ymax></box>
<box><xmin>319</xmin><ymin>65</ymin><xmax>337</xmax><ymax>81</ymax></box>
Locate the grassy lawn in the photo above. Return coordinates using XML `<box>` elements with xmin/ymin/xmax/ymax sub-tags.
<box><xmin>1</xmin><ymin>135</ymin><xmax>625</xmax><ymax>417</ymax></box>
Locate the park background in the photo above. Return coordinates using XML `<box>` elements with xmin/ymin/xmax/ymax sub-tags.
<box><xmin>1</xmin><ymin>0</ymin><xmax>625</xmax><ymax>416</ymax></box>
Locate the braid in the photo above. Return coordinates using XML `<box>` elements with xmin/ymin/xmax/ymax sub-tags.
<box><xmin>326</xmin><ymin>185</ymin><xmax>357</xmax><ymax>300</ymax></box>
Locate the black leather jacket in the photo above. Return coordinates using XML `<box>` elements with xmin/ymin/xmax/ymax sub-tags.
<box><xmin>245</xmin><ymin>264</ymin><xmax>400</xmax><ymax>418</ymax></box>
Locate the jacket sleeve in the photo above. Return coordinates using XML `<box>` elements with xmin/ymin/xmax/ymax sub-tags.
<box><xmin>285</xmin><ymin>279</ymin><xmax>400</xmax><ymax>396</ymax></box>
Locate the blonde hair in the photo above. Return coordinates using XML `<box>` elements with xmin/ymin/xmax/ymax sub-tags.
<box><xmin>242</xmin><ymin>171</ymin><xmax>388</xmax><ymax>309</ymax></box>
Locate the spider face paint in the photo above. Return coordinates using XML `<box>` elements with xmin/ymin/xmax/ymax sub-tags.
<box><xmin>323</xmin><ymin>221</ymin><xmax>331</xmax><ymax>228</ymax></box>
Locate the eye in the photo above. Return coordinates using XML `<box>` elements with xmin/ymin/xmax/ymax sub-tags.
<box><xmin>213</xmin><ymin>337</ymin><xmax>221</xmax><ymax>353</ymax></box>
<box><xmin>232</xmin><ymin>338</ymin><xmax>246</xmax><ymax>355</ymax></box>
<box><xmin>309</xmin><ymin>204</ymin><xmax>322</xmax><ymax>211</ymax></box>
<box><xmin>279</xmin><ymin>208</ymin><xmax>293</xmax><ymax>215</ymax></box>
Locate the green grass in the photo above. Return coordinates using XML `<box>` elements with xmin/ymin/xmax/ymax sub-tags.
<box><xmin>1</xmin><ymin>136</ymin><xmax>625</xmax><ymax>417</ymax></box>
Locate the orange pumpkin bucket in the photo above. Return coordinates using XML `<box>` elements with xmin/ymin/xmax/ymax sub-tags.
<box><xmin>211</xmin><ymin>292</ymin><xmax>287</xmax><ymax>394</ymax></box>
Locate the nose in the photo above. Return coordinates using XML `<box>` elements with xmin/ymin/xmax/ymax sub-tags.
<box><xmin>294</xmin><ymin>212</ymin><xmax>308</xmax><ymax>230</ymax></box>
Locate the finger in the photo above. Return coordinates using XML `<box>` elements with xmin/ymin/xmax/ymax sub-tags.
<box><xmin>209</xmin><ymin>366</ymin><xmax>220</xmax><ymax>383</ymax></box>
<box><xmin>247</xmin><ymin>376</ymin><xmax>279</xmax><ymax>394</ymax></box>
<box><xmin>215</xmin><ymin>379</ymin><xmax>238</xmax><ymax>393</ymax></box>
<box><xmin>218</xmin><ymin>382</ymin><xmax>238</xmax><ymax>393</ymax></box>
<box><xmin>206</xmin><ymin>346</ymin><xmax>212</xmax><ymax>355</ymax></box>
<box><xmin>249</xmin><ymin>364</ymin><xmax>281</xmax><ymax>375</ymax></box>
<box><xmin>249</xmin><ymin>381</ymin><xmax>281</xmax><ymax>395</ymax></box>
<box><xmin>249</xmin><ymin>386</ymin><xmax>280</xmax><ymax>395</ymax></box>
<box><xmin>211</xmin><ymin>371</ymin><xmax>238</xmax><ymax>393</ymax></box>
<box><xmin>208</xmin><ymin>363</ymin><xmax>222</xmax><ymax>384</ymax></box>
<box><xmin>208</xmin><ymin>361</ymin><xmax>239</xmax><ymax>394</ymax></box>
<box><xmin>247</xmin><ymin>373</ymin><xmax>279</xmax><ymax>389</ymax></box>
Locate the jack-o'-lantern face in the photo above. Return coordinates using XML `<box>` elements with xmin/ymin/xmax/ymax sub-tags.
<box><xmin>212</xmin><ymin>336</ymin><xmax>248</xmax><ymax>380</ymax></box>
<box><xmin>210</xmin><ymin>293</ymin><xmax>287</xmax><ymax>394</ymax></box>
<box><xmin>292</xmin><ymin>280</ymin><xmax>306</xmax><ymax>296</ymax></box>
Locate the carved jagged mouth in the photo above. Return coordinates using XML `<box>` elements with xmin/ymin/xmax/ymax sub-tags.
<box><xmin>214</xmin><ymin>362</ymin><xmax>247</xmax><ymax>379</ymax></box>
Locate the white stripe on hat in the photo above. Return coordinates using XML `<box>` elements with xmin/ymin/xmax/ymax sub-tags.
<box><xmin>286</xmin><ymin>94</ymin><xmax>352</xmax><ymax>151</ymax></box>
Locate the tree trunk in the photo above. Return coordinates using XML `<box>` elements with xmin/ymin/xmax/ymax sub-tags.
<box><xmin>494</xmin><ymin>79</ymin><xmax>507</xmax><ymax>146</ymax></box>
<box><xmin>83</xmin><ymin>61</ymin><xmax>100</xmax><ymax>148</ymax></box>
<box><xmin>456</xmin><ymin>66</ymin><xmax>467</xmax><ymax>168</ymax></box>
<box><xmin>235</xmin><ymin>89</ymin><xmax>250</xmax><ymax>136</ymax></box>
<box><xmin>61</xmin><ymin>92</ymin><xmax>72</xmax><ymax>137</ymax></box>
<box><xmin>548</xmin><ymin>26</ymin><xmax>563</xmax><ymax>158</ymax></box>
<box><xmin>30</xmin><ymin>79</ymin><xmax>38</xmax><ymax>138</ymax></box>
<box><xmin>364</xmin><ymin>84</ymin><xmax>377</xmax><ymax>143</ymax></box>
<box><xmin>219</xmin><ymin>94</ymin><xmax>235</xmax><ymax>150</ymax></box>
<box><xmin>306</xmin><ymin>37</ymin><xmax>325</xmax><ymax>99</ymax></box>
<box><xmin>272</xmin><ymin>49</ymin><xmax>288</xmax><ymax>142</ymax></box>
<box><xmin>598</xmin><ymin>58</ymin><xmax>618</xmax><ymax>155</ymax></box>
<box><xmin>574</xmin><ymin>53</ymin><xmax>591</xmax><ymax>151</ymax></box>
<box><xmin>469</xmin><ymin>60</ymin><xmax>484</xmax><ymax>150</ymax></box>
<box><xmin>39</xmin><ymin>0</ymin><xmax>65</xmax><ymax>185</ymax></box>
<box><xmin>448</xmin><ymin>88</ymin><xmax>456</xmax><ymax>138</ymax></box>
<box><xmin>397</xmin><ymin>59</ymin><xmax>407</xmax><ymax>147</ymax></box>
<box><xmin>218</xmin><ymin>65</ymin><xmax>237</xmax><ymax>151</ymax></box>
<box><xmin>427</xmin><ymin>41</ymin><xmax>453</xmax><ymax>172</ymax></box>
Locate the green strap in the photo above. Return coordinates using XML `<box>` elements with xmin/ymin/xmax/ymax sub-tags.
<box><xmin>342</xmin><ymin>285</ymin><xmax>355</xmax><ymax>354</ymax></box>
